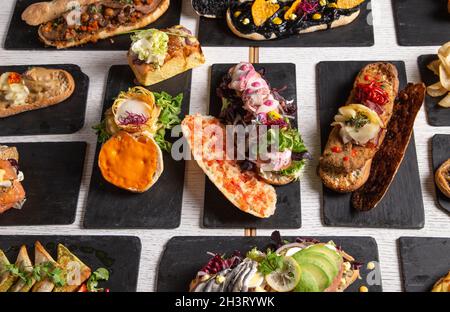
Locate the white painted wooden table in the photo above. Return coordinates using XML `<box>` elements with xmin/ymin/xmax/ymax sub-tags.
<box><xmin>0</xmin><ymin>0</ymin><xmax>449</xmax><ymax>292</ymax></box>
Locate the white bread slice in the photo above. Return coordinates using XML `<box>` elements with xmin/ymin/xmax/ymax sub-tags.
<box><xmin>226</xmin><ymin>9</ymin><xmax>360</xmax><ymax>41</ymax></box>
<box><xmin>37</xmin><ymin>0</ymin><xmax>170</xmax><ymax>49</ymax></box>
<box><xmin>0</xmin><ymin>67</ymin><xmax>75</xmax><ymax>118</ymax></box>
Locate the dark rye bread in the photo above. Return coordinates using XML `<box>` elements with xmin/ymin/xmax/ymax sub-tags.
<box><xmin>352</xmin><ymin>83</ymin><xmax>425</xmax><ymax>211</ymax></box>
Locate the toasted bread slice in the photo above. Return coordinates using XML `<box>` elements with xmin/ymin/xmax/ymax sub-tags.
<box><xmin>37</xmin><ymin>0</ymin><xmax>170</xmax><ymax>49</ymax></box>
<box><xmin>54</xmin><ymin>244</ymin><xmax>91</xmax><ymax>292</ymax></box>
<box><xmin>128</xmin><ymin>26</ymin><xmax>205</xmax><ymax>86</ymax></box>
<box><xmin>0</xmin><ymin>67</ymin><xmax>75</xmax><ymax>118</ymax></box>
<box><xmin>0</xmin><ymin>146</ymin><xmax>19</xmax><ymax>161</ymax></box>
<box><xmin>320</xmin><ymin>63</ymin><xmax>399</xmax><ymax>174</ymax></box>
<box><xmin>319</xmin><ymin>160</ymin><xmax>371</xmax><ymax>193</ymax></box>
<box><xmin>22</xmin><ymin>0</ymin><xmax>100</xmax><ymax>26</ymax></box>
<box><xmin>352</xmin><ymin>83</ymin><xmax>425</xmax><ymax>211</ymax></box>
<box><xmin>182</xmin><ymin>114</ymin><xmax>277</xmax><ymax>218</ymax></box>
<box><xmin>258</xmin><ymin>170</ymin><xmax>296</xmax><ymax>186</ymax></box>
<box><xmin>9</xmin><ymin>245</ymin><xmax>36</xmax><ymax>292</ymax></box>
<box><xmin>226</xmin><ymin>8</ymin><xmax>360</xmax><ymax>41</ymax></box>
<box><xmin>32</xmin><ymin>241</ymin><xmax>58</xmax><ymax>292</ymax></box>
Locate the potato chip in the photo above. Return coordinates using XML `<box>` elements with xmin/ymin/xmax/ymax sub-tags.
<box><xmin>252</xmin><ymin>0</ymin><xmax>280</xmax><ymax>27</ymax></box>
<box><xmin>427</xmin><ymin>82</ymin><xmax>448</xmax><ymax>97</ymax></box>
<box><xmin>439</xmin><ymin>64</ymin><xmax>450</xmax><ymax>90</ymax></box>
<box><xmin>438</xmin><ymin>92</ymin><xmax>450</xmax><ymax>108</ymax></box>
<box><xmin>427</xmin><ymin>60</ymin><xmax>441</xmax><ymax>76</ymax></box>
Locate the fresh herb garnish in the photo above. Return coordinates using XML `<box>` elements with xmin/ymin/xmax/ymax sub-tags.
<box><xmin>246</xmin><ymin>248</ymin><xmax>265</xmax><ymax>263</ymax></box>
<box><xmin>153</xmin><ymin>91</ymin><xmax>183</xmax><ymax>152</ymax></box>
<box><xmin>92</xmin><ymin>119</ymin><xmax>111</xmax><ymax>144</ymax></box>
<box><xmin>258</xmin><ymin>250</ymin><xmax>283</xmax><ymax>276</ymax></box>
<box><xmin>32</xmin><ymin>262</ymin><xmax>66</xmax><ymax>287</ymax></box>
<box><xmin>345</xmin><ymin>112</ymin><xmax>370</xmax><ymax>130</ymax></box>
<box><xmin>86</xmin><ymin>268</ymin><xmax>110</xmax><ymax>292</ymax></box>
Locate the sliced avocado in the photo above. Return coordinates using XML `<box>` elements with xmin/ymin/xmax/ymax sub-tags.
<box><xmin>293</xmin><ymin>262</ymin><xmax>329</xmax><ymax>292</ymax></box>
<box><xmin>299</xmin><ymin>244</ymin><xmax>343</xmax><ymax>268</ymax></box>
<box><xmin>293</xmin><ymin>252</ymin><xmax>338</xmax><ymax>285</ymax></box>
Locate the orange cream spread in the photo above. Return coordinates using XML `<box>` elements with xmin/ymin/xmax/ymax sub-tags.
<box><xmin>98</xmin><ymin>131</ymin><xmax>158</xmax><ymax>192</ymax></box>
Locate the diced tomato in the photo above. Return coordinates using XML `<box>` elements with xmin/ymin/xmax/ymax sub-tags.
<box><xmin>351</xmin><ymin>149</ymin><xmax>357</xmax><ymax>157</ymax></box>
<box><xmin>7</xmin><ymin>72</ymin><xmax>21</xmax><ymax>84</ymax></box>
<box><xmin>78</xmin><ymin>284</ymin><xmax>88</xmax><ymax>292</ymax></box>
<box><xmin>343</xmin><ymin>156</ymin><xmax>349</xmax><ymax>162</ymax></box>
<box><xmin>331</xmin><ymin>146</ymin><xmax>342</xmax><ymax>153</ymax></box>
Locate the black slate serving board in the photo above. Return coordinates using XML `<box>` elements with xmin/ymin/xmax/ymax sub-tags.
<box><xmin>157</xmin><ymin>236</ymin><xmax>382</xmax><ymax>292</ymax></box>
<box><xmin>399</xmin><ymin>237</ymin><xmax>450</xmax><ymax>292</ymax></box>
<box><xmin>203</xmin><ymin>63</ymin><xmax>301</xmax><ymax>229</ymax></box>
<box><xmin>318</xmin><ymin>61</ymin><xmax>425</xmax><ymax>228</ymax></box>
<box><xmin>197</xmin><ymin>1</ymin><xmax>373</xmax><ymax>47</ymax></box>
<box><xmin>0</xmin><ymin>235</ymin><xmax>141</xmax><ymax>292</ymax></box>
<box><xmin>392</xmin><ymin>0</ymin><xmax>450</xmax><ymax>46</ymax></box>
<box><xmin>418</xmin><ymin>55</ymin><xmax>450</xmax><ymax>127</ymax></box>
<box><xmin>0</xmin><ymin>64</ymin><xmax>89</xmax><ymax>136</ymax></box>
<box><xmin>84</xmin><ymin>65</ymin><xmax>191</xmax><ymax>229</ymax></box>
<box><xmin>5</xmin><ymin>0</ymin><xmax>182</xmax><ymax>50</ymax></box>
<box><xmin>432</xmin><ymin>134</ymin><xmax>450</xmax><ymax>214</ymax></box>
<box><xmin>0</xmin><ymin>142</ymin><xmax>86</xmax><ymax>226</ymax></box>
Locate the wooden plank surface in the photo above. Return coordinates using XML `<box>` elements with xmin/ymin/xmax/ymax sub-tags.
<box><xmin>0</xmin><ymin>0</ymin><xmax>449</xmax><ymax>292</ymax></box>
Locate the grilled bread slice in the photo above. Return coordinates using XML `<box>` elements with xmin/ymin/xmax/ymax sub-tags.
<box><xmin>0</xmin><ymin>67</ymin><xmax>75</xmax><ymax>118</ymax></box>
<box><xmin>352</xmin><ymin>83</ymin><xmax>425</xmax><ymax>211</ymax></box>
<box><xmin>319</xmin><ymin>63</ymin><xmax>399</xmax><ymax>193</ymax></box>
<box><xmin>35</xmin><ymin>0</ymin><xmax>170</xmax><ymax>49</ymax></box>
<box><xmin>182</xmin><ymin>114</ymin><xmax>277</xmax><ymax>218</ymax></box>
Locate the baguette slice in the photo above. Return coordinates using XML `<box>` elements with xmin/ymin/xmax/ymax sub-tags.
<box><xmin>319</xmin><ymin>63</ymin><xmax>399</xmax><ymax>193</ymax></box>
<box><xmin>22</xmin><ymin>0</ymin><xmax>101</xmax><ymax>26</ymax></box>
<box><xmin>0</xmin><ymin>67</ymin><xmax>75</xmax><ymax>118</ymax></box>
<box><xmin>226</xmin><ymin>8</ymin><xmax>360</xmax><ymax>41</ymax></box>
<box><xmin>37</xmin><ymin>0</ymin><xmax>170</xmax><ymax>49</ymax></box>
<box><xmin>352</xmin><ymin>83</ymin><xmax>425</xmax><ymax>211</ymax></box>
<box><xmin>182</xmin><ymin>114</ymin><xmax>277</xmax><ymax>218</ymax></box>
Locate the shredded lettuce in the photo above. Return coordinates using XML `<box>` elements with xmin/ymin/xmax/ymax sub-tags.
<box><xmin>279</xmin><ymin>160</ymin><xmax>305</xmax><ymax>178</ymax></box>
<box><xmin>131</xmin><ymin>29</ymin><xmax>169</xmax><ymax>66</ymax></box>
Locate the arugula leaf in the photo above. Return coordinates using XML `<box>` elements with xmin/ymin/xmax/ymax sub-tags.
<box><xmin>86</xmin><ymin>268</ymin><xmax>110</xmax><ymax>292</ymax></box>
<box><xmin>258</xmin><ymin>250</ymin><xmax>283</xmax><ymax>276</ymax></box>
<box><xmin>153</xmin><ymin>91</ymin><xmax>183</xmax><ymax>152</ymax></box>
<box><xmin>92</xmin><ymin>119</ymin><xmax>111</xmax><ymax>144</ymax></box>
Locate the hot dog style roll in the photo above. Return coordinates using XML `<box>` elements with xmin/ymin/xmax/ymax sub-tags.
<box><xmin>22</xmin><ymin>0</ymin><xmax>170</xmax><ymax>49</ymax></box>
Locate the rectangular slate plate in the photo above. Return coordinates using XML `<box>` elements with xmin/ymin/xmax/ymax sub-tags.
<box><xmin>0</xmin><ymin>235</ymin><xmax>141</xmax><ymax>292</ymax></box>
<box><xmin>84</xmin><ymin>65</ymin><xmax>191</xmax><ymax>229</ymax></box>
<box><xmin>203</xmin><ymin>63</ymin><xmax>301</xmax><ymax>229</ymax></box>
<box><xmin>0</xmin><ymin>64</ymin><xmax>88</xmax><ymax>136</ymax></box>
<box><xmin>392</xmin><ymin>0</ymin><xmax>450</xmax><ymax>46</ymax></box>
<box><xmin>432</xmin><ymin>134</ymin><xmax>450</xmax><ymax>214</ymax></box>
<box><xmin>318</xmin><ymin>61</ymin><xmax>425</xmax><ymax>228</ymax></box>
<box><xmin>4</xmin><ymin>0</ymin><xmax>181</xmax><ymax>50</ymax></box>
<box><xmin>399</xmin><ymin>237</ymin><xmax>450</xmax><ymax>292</ymax></box>
<box><xmin>198</xmin><ymin>1</ymin><xmax>373</xmax><ymax>47</ymax></box>
<box><xmin>157</xmin><ymin>236</ymin><xmax>382</xmax><ymax>292</ymax></box>
<box><xmin>418</xmin><ymin>55</ymin><xmax>450</xmax><ymax>127</ymax></box>
<box><xmin>0</xmin><ymin>142</ymin><xmax>86</xmax><ymax>226</ymax></box>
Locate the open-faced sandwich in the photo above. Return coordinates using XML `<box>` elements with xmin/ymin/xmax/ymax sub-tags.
<box><xmin>181</xmin><ymin>62</ymin><xmax>309</xmax><ymax>218</ymax></box>
<box><xmin>94</xmin><ymin>86</ymin><xmax>183</xmax><ymax>193</ymax></box>
<box><xmin>22</xmin><ymin>0</ymin><xmax>170</xmax><ymax>49</ymax></box>
<box><xmin>425</xmin><ymin>41</ymin><xmax>450</xmax><ymax>108</ymax></box>
<box><xmin>319</xmin><ymin>63</ymin><xmax>425</xmax><ymax>211</ymax></box>
<box><xmin>0</xmin><ymin>67</ymin><xmax>75</xmax><ymax>118</ymax></box>
<box><xmin>192</xmin><ymin>0</ymin><xmax>366</xmax><ymax>41</ymax></box>
<box><xmin>0</xmin><ymin>241</ymin><xmax>109</xmax><ymax>292</ymax></box>
<box><xmin>189</xmin><ymin>231</ymin><xmax>361</xmax><ymax>292</ymax></box>
<box><xmin>128</xmin><ymin>25</ymin><xmax>205</xmax><ymax>86</ymax></box>
<box><xmin>0</xmin><ymin>146</ymin><xmax>26</xmax><ymax>214</ymax></box>
<box><xmin>435</xmin><ymin>158</ymin><xmax>450</xmax><ymax>198</ymax></box>
<box><xmin>432</xmin><ymin>270</ymin><xmax>450</xmax><ymax>292</ymax></box>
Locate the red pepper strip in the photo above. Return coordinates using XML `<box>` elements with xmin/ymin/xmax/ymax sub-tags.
<box><xmin>355</xmin><ymin>81</ymin><xmax>389</xmax><ymax>107</ymax></box>
<box><xmin>7</xmin><ymin>72</ymin><xmax>21</xmax><ymax>84</ymax></box>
